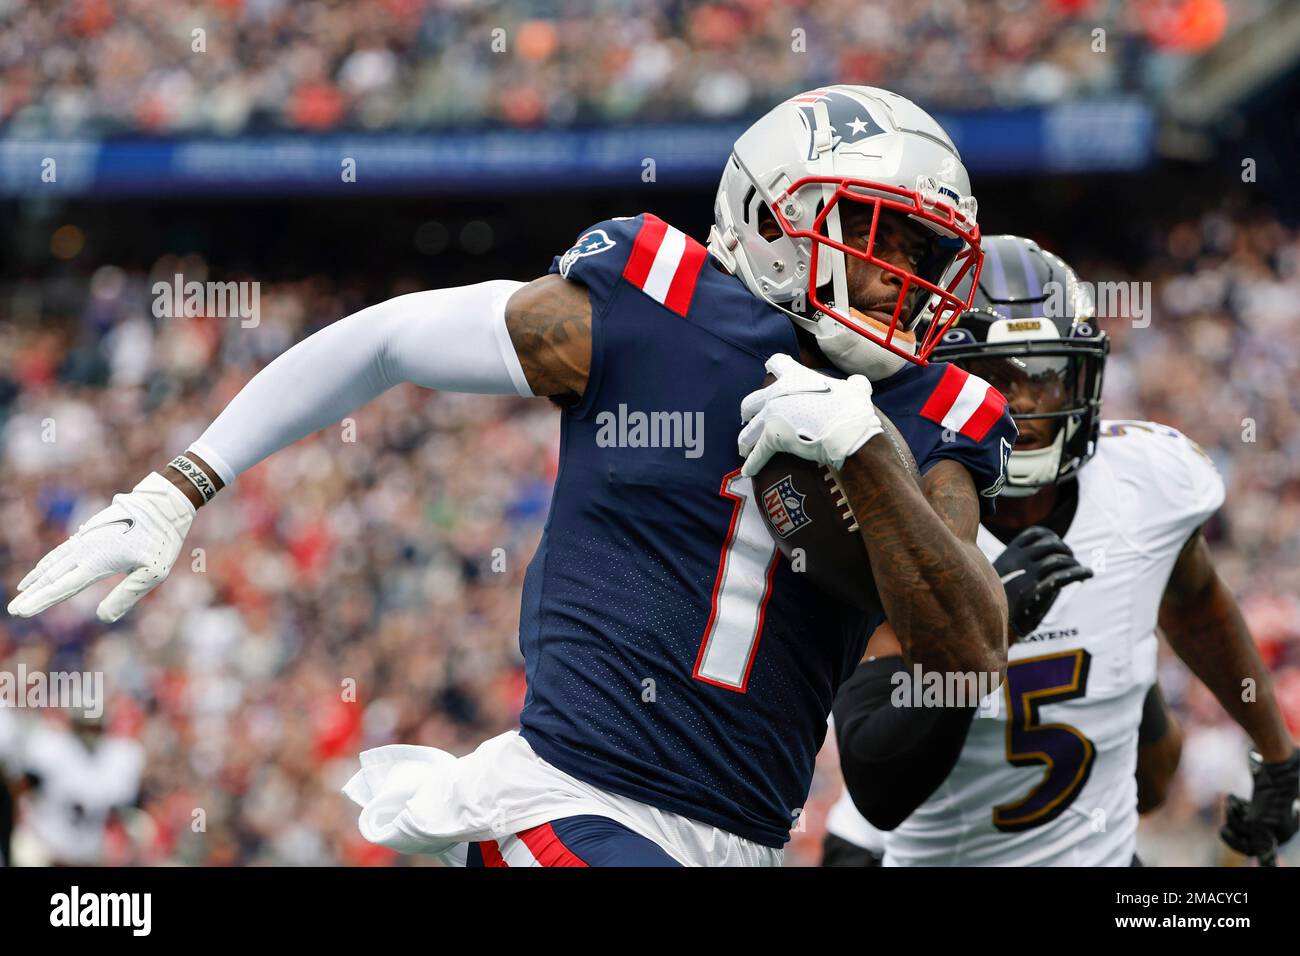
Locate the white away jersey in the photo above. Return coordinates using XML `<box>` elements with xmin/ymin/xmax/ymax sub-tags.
<box><xmin>881</xmin><ymin>420</ymin><xmax>1225</xmax><ymax>866</ymax></box>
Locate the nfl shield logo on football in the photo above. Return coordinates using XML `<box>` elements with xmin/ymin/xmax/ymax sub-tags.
<box><xmin>762</xmin><ymin>476</ymin><xmax>811</xmax><ymax>538</ymax></box>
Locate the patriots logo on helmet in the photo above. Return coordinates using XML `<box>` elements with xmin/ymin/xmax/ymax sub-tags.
<box><xmin>762</xmin><ymin>476</ymin><xmax>812</xmax><ymax>538</ymax></box>
<box><xmin>559</xmin><ymin>229</ymin><xmax>617</xmax><ymax>278</ymax></box>
<box><xmin>792</xmin><ymin>89</ymin><xmax>887</xmax><ymax>161</ymax></box>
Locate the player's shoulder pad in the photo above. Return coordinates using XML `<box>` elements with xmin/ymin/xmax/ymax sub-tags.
<box><xmin>549</xmin><ymin>213</ymin><xmax>710</xmax><ymax>317</ymax></box>
<box><xmin>909</xmin><ymin>362</ymin><xmax>1017</xmax><ymax>501</ymax></box>
<box><xmin>1097</xmin><ymin>419</ymin><xmax>1225</xmax><ymax>522</ymax></box>
<box><xmin>551</xmin><ymin>215</ymin><xmax>641</xmax><ymax>283</ymax></box>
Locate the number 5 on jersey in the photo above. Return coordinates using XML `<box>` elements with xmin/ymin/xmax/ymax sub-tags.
<box><xmin>994</xmin><ymin>649</ymin><xmax>1096</xmax><ymax>831</ymax></box>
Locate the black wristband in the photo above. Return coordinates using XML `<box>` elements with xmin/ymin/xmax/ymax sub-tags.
<box><xmin>167</xmin><ymin>454</ymin><xmax>218</xmax><ymax>503</ymax></box>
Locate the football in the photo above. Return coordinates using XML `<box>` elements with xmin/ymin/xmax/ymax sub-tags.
<box><xmin>753</xmin><ymin>408</ymin><xmax>921</xmax><ymax>614</ymax></box>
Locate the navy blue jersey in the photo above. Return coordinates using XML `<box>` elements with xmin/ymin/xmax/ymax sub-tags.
<box><xmin>517</xmin><ymin>214</ymin><xmax>1015</xmax><ymax>847</ymax></box>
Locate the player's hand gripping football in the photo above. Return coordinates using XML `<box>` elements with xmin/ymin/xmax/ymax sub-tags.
<box><xmin>1221</xmin><ymin>749</ymin><xmax>1300</xmax><ymax>866</ymax></box>
<box><xmin>7</xmin><ymin>472</ymin><xmax>195</xmax><ymax>624</ymax></box>
<box><xmin>738</xmin><ymin>354</ymin><xmax>884</xmax><ymax>477</ymax></box>
<box><xmin>994</xmin><ymin>526</ymin><xmax>1093</xmax><ymax>640</ymax></box>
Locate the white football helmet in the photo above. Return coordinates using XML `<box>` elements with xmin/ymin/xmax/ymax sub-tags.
<box><xmin>708</xmin><ymin>85</ymin><xmax>982</xmax><ymax>378</ymax></box>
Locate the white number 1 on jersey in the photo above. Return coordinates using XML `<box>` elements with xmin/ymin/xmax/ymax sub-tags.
<box><xmin>693</xmin><ymin>469</ymin><xmax>780</xmax><ymax>693</ymax></box>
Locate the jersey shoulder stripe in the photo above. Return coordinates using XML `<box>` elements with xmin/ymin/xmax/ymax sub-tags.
<box><xmin>622</xmin><ymin>213</ymin><xmax>708</xmax><ymax>316</ymax></box>
<box><xmin>918</xmin><ymin>364</ymin><xmax>1007</xmax><ymax>442</ymax></box>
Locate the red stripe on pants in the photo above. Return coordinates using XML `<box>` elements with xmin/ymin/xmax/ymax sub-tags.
<box><xmin>516</xmin><ymin>822</ymin><xmax>590</xmax><ymax>867</ymax></box>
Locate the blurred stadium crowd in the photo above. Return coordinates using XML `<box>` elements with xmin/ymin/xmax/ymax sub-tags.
<box><xmin>0</xmin><ymin>0</ymin><xmax>1267</xmax><ymax>134</ymax></box>
<box><xmin>0</xmin><ymin>269</ymin><xmax>555</xmax><ymax>865</ymax></box>
<box><xmin>0</xmin><ymin>195</ymin><xmax>1297</xmax><ymax>866</ymax></box>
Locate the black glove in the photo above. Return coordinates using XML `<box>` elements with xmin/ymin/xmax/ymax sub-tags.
<box><xmin>1221</xmin><ymin>749</ymin><xmax>1300</xmax><ymax>865</ymax></box>
<box><xmin>993</xmin><ymin>526</ymin><xmax>1093</xmax><ymax>639</ymax></box>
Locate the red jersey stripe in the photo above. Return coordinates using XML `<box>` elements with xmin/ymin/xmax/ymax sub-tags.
<box><xmin>960</xmin><ymin>385</ymin><xmax>1007</xmax><ymax>442</ymax></box>
<box><xmin>919</xmin><ymin>363</ymin><xmax>969</xmax><ymax>425</ymax></box>
<box><xmin>622</xmin><ymin>215</ymin><xmax>668</xmax><ymax>289</ymax></box>
<box><xmin>663</xmin><ymin>237</ymin><xmax>708</xmax><ymax>316</ymax></box>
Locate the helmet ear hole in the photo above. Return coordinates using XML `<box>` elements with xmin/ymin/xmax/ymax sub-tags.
<box><xmin>756</xmin><ymin>203</ymin><xmax>782</xmax><ymax>243</ymax></box>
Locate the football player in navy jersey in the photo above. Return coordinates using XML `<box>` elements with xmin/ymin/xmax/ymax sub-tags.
<box><xmin>9</xmin><ymin>86</ymin><xmax>1016</xmax><ymax>866</ymax></box>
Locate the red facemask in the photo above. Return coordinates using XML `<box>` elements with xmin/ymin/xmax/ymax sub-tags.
<box><xmin>771</xmin><ymin>176</ymin><xmax>983</xmax><ymax>365</ymax></box>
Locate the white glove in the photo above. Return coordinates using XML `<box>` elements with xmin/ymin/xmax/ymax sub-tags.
<box><xmin>7</xmin><ymin>472</ymin><xmax>196</xmax><ymax>623</ymax></box>
<box><xmin>738</xmin><ymin>353</ymin><xmax>884</xmax><ymax>477</ymax></box>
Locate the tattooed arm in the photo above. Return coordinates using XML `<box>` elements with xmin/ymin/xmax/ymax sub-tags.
<box><xmin>1159</xmin><ymin>530</ymin><xmax>1294</xmax><ymax>762</ymax></box>
<box><xmin>18</xmin><ymin>277</ymin><xmax>590</xmax><ymax>522</ymax></box>
<box><xmin>159</xmin><ymin>277</ymin><xmax>592</xmax><ymax>512</ymax></box>
<box><xmin>839</xmin><ymin>447</ymin><xmax>1008</xmax><ymax>680</ymax></box>
<box><xmin>7</xmin><ymin>276</ymin><xmax>598</xmax><ymax>622</ymax></box>
<box><xmin>181</xmin><ymin>276</ymin><xmax>591</xmax><ymax>497</ymax></box>
<box><xmin>504</xmin><ymin>274</ymin><xmax>593</xmax><ymax>401</ymax></box>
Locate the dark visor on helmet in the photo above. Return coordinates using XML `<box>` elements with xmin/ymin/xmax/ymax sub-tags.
<box><xmin>938</xmin><ymin>338</ymin><xmax>1108</xmax><ymax>487</ymax></box>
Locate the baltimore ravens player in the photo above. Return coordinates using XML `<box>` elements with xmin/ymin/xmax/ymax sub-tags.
<box><xmin>823</xmin><ymin>676</ymin><xmax>1187</xmax><ymax>866</ymax></box>
<box><xmin>826</xmin><ymin>236</ymin><xmax>1298</xmax><ymax>866</ymax></box>
<box><xmin>7</xmin><ymin>86</ymin><xmax>1016</xmax><ymax>866</ymax></box>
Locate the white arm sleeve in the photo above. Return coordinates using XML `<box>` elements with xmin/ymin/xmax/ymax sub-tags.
<box><xmin>189</xmin><ymin>280</ymin><xmax>532</xmax><ymax>484</ymax></box>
